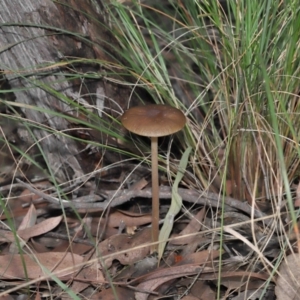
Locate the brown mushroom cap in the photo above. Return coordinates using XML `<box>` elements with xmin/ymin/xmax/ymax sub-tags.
<box><xmin>121</xmin><ymin>104</ymin><xmax>186</xmax><ymax>137</ymax></box>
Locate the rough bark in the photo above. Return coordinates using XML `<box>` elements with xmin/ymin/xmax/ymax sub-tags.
<box><xmin>0</xmin><ymin>0</ymin><xmax>131</xmax><ymax>182</ymax></box>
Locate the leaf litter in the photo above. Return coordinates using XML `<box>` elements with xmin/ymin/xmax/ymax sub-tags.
<box><xmin>0</xmin><ymin>112</ymin><xmax>290</xmax><ymax>299</ymax></box>
<box><xmin>0</xmin><ymin>164</ymin><xmax>284</xmax><ymax>299</ymax></box>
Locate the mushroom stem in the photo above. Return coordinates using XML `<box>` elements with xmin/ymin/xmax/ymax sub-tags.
<box><xmin>151</xmin><ymin>136</ymin><xmax>159</xmax><ymax>252</ymax></box>
<box><xmin>120</xmin><ymin>104</ymin><xmax>186</xmax><ymax>254</ymax></box>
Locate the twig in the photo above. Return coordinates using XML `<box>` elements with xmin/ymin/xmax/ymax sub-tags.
<box><xmin>16</xmin><ymin>179</ymin><xmax>266</xmax><ymax>219</ymax></box>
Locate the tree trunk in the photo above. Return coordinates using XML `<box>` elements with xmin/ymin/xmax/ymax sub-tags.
<box><xmin>0</xmin><ymin>0</ymin><xmax>130</xmax><ymax>182</ymax></box>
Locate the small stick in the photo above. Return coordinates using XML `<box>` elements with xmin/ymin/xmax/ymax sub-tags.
<box><xmin>16</xmin><ymin>179</ymin><xmax>266</xmax><ymax>220</ymax></box>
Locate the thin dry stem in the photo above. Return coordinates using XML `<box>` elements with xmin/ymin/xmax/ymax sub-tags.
<box><xmin>151</xmin><ymin>136</ymin><xmax>159</xmax><ymax>252</ymax></box>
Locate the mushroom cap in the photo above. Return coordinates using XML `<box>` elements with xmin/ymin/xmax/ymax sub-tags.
<box><xmin>121</xmin><ymin>104</ymin><xmax>186</xmax><ymax>137</ymax></box>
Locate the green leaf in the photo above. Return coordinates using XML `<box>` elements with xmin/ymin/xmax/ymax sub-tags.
<box><xmin>158</xmin><ymin>146</ymin><xmax>192</xmax><ymax>261</ymax></box>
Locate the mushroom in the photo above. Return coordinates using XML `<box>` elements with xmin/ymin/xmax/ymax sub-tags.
<box><xmin>121</xmin><ymin>104</ymin><xmax>186</xmax><ymax>251</ymax></box>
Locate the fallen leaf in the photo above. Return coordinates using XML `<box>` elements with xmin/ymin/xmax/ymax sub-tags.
<box><xmin>98</xmin><ymin>228</ymin><xmax>151</xmax><ymax>268</ymax></box>
<box><xmin>190</xmin><ymin>280</ymin><xmax>215</xmax><ymax>300</ymax></box>
<box><xmin>18</xmin><ymin>215</ymin><xmax>63</xmax><ymax>240</ymax></box>
<box><xmin>134</xmin><ymin>264</ymin><xmax>204</xmax><ymax>300</ymax></box>
<box><xmin>105</xmin><ymin>210</ymin><xmax>152</xmax><ymax>228</ymax></box>
<box><xmin>132</xmin><ymin>263</ymin><xmax>269</xmax><ymax>300</ymax></box>
<box><xmin>17</xmin><ymin>204</ymin><xmax>37</xmax><ymax>231</ymax></box>
<box><xmin>128</xmin><ymin>177</ymin><xmax>148</xmax><ymax>191</ymax></box>
<box><xmin>201</xmin><ymin>270</ymin><xmax>271</xmax><ymax>282</ymax></box>
<box><xmin>230</xmin><ymin>289</ymin><xmax>265</xmax><ymax>300</ymax></box>
<box><xmin>66</xmin><ymin>241</ymin><xmax>93</xmax><ymax>255</ymax></box>
<box><xmin>176</xmin><ymin>250</ymin><xmax>220</xmax><ymax>266</ymax></box>
<box><xmin>0</xmin><ymin>252</ymin><xmax>83</xmax><ymax>280</ymax></box>
<box><xmin>221</xmin><ymin>278</ymin><xmax>265</xmax><ymax>294</ymax></box>
<box><xmin>181</xmin><ymin>296</ymin><xmax>199</xmax><ymax>300</ymax></box>
<box><xmin>275</xmin><ymin>254</ymin><xmax>300</xmax><ymax>300</ymax></box>
<box><xmin>9</xmin><ymin>204</ymin><xmax>37</xmax><ymax>253</ymax></box>
<box><xmin>170</xmin><ymin>208</ymin><xmax>205</xmax><ymax>245</ymax></box>
<box><xmin>154</xmin><ymin>251</ymin><xmax>219</xmax><ymax>299</ymax></box>
<box><xmin>71</xmin><ymin>256</ymin><xmax>105</xmax><ymax>294</ymax></box>
<box><xmin>114</xmin><ymin>256</ymin><xmax>158</xmax><ymax>281</ymax></box>
<box><xmin>0</xmin><ymin>230</ymin><xmax>14</xmax><ymax>243</ymax></box>
<box><xmin>30</xmin><ymin>237</ymin><xmax>56</xmax><ymax>253</ymax></box>
<box><xmin>91</xmin><ymin>286</ymin><xmax>135</xmax><ymax>300</ymax></box>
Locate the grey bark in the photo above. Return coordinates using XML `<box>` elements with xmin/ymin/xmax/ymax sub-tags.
<box><xmin>0</xmin><ymin>0</ymin><xmax>128</xmax><ymax>182</ymax></box>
